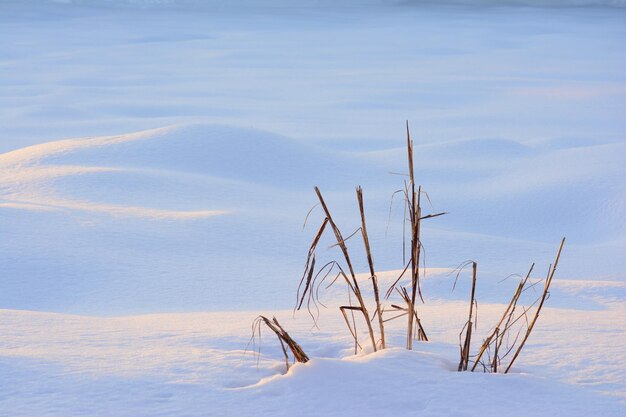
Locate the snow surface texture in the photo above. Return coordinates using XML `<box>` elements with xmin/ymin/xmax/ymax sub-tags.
<box><xmin>2</xmin><ymin>271</ymin><xmax>626</xmax><ymax>416</ymax></box>
<box><xmin>1</xmin><ymin>1</ymin><xmax>625</xmax><ymax>416</ymax></box>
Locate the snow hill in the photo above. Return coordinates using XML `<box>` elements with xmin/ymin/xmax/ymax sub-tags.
<box><xmin>1</xmin><ymin>124</ymin><xmax>624</xmax><ymax>314</ymax></box>
<box><xmin>0</xmin><ymin>124</ymin><xmax>370</xmax><ymax>313</ymax></box>
<box><xmin>1</xmin><ymin>123</ymin><xmax>625</xmax><ymax>315</ymax></box>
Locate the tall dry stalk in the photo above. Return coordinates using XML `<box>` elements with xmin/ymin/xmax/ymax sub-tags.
<box><xmin>458</xmin><ymin>261</ymin><xmax>477</xmax><ymax>371</ymax></box>
<box><xmin>300</xmin><ymin>186</ymin><xmax>378</xmax><ymax>352</ymax></box>
<box><xmin>471</xmin><ymin>263</ymin><xmax>534</xmax><ymax>372</ymax></box>
<box><xmin>406</xmin><ymin>123</ymin><xmax>422</xmax><ymax>350</ymax></box>
<box><xmin>504</xmin><ymin>237</ymin><xmax>565</xmax><ymax>373</ymax></box>
<box><xmin>384</xmin><ymin>122</ymin><xmax>445</xmax><ymax>350</ymax></box>
<box><xmin>295</xmin><ymin>218</ymin><xmax>328</xmax><ymax>318</ymax></box>
<box><xmin>357</xmin><ymin>186</ymin><xmax>386</xmax><ymax>349</ymax></box>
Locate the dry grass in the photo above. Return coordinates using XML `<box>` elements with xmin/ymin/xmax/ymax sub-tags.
<box><xmin>252</xmin><ymin>122</ymin><xmax>565</xmax><ymax>375</ymax></box>
<box><xmin>251</xmin><ymin>316</ymin><xmax>309</xmax><ymax>372</ymax></box>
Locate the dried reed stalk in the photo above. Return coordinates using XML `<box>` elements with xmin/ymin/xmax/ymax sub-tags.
<box><xmin>314</xmin><ymin>186</ymin><xmax>378</xmax><ymax>352</ymax></box>
<box><xmin>399</xmin><ymin>287</ymin><xmax>428</xmax><ymax>341</ymax></box>
<box><xmin>384</xmin><ymin>123</ymin><xmax>445</xmax><ymax>349</ymax></box>
<box><xmin>356</xmin><ymin>186</ymin><xmax>386</xmax><ymax>349</ymax></box>
<box><xmin>254</xmin><ymin>315</ymin><xmax>309</xmax><ymax>372</ymax></box>
<box><xmin>295</xmin><ymin>218</ymin><xmax>328</xmax><ymax>312</ymax></box>
<box><xmin>458</xmin><ymin>261</ymin><xmax>477</xmax><ymax>371</ymax></box>
<box><xmin>492</xmin><ymin>328</ymin><xmax>500</xmax><ymax>373</ymax></box>
<box><xmin>470</xmin><ymin>263</ymin><xmax>534</xmax><ymax>372</ymax></box>
<box><xmin>406</xmin><ymin>122</ymin><xmax>422</xmax><ymax>350</ymax></box>
<box><xmin>504</xmin><ymin>238</ymin><xmax>565</xmax><ymax>373</ymax></box>
<box><xmin>340</xmin><ymin>305</ymin><xmax>364</xmax><ymax>353</ymax></box>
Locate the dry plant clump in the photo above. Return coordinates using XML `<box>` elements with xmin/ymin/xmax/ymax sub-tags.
<box><xmin>252</xmin><ymin>122</ymin><xmax>565</xmax><ymax>374</ymax></box>
<box><xmin>250</xmin><ymin>316</ymin><xmax>309</xmax><ymax>372</ymax></box>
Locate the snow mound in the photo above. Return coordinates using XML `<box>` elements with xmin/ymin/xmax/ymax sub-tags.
<box><xmin>1</xmin><ymin>124</ymin><xmax>625</xmax><ymax>314</ymax></box>
<box><xmin>243</xmin><ymin>348</ymin><xmax>623</xmax><ymax>417</ymax></box>
<box><xmin>0</xmin><ymin>124</ymin><xmax>376</xmax><ymax>314</ymax></box>
<box><xmin>2</xmin><ymin>308</ymin><xmax>624</xmax><ymax>416</ymax></box>
<box><xmin>0</xmin><ymin>124</ymin><xmax>360</xmax><ymax>219</ymax></box>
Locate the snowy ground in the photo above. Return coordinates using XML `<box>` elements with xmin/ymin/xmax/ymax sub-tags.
<box><xmin>2</xmin><ymin>270</ymin><xmax>626</xmax><ymax>416</ymax></box>
<box><xmin>1</xmin><ymin>0</ymin><xmax>625</xmax><ymax>416</ymax></box>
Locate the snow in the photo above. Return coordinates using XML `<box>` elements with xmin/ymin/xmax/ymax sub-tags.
<box><xmin>2</xmin><ymin>123</ymin><xmax>624</xmax><ymax>313</ymax></box>
<box><xmin>2</xmin><ymin>277</ymin><xmax>625</xmax><ymax>415</ymax></box>
<box><xmin>1</xmin><ymin>0</ymin><xmax>625</xmax><ymax>415</ymax></box>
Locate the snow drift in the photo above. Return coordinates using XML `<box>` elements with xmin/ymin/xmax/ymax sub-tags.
<box><xmin>1</xmin><ymin>123</ymin><xmax>625</xmax><ymax>314</ymax></box>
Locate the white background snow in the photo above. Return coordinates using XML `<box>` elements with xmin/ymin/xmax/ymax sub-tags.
<box><xmin>1</xmin><ymin>0</ymin><xmax>625</xmax><ymax>416</ymax></box>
